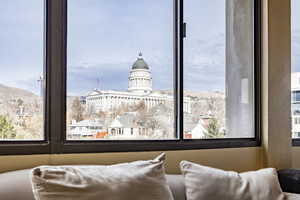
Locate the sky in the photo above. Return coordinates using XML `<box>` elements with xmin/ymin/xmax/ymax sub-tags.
<box><xmin>292</xmin><ymin>0</ymin><xmax>300</xmax><ymax>73</ymax></box>
<box><xmin>0</xmin><ymin>0</ymin><xmax>299</xmax><ymax>96</ymax></box>
<box><xmin>0</xmin><ymin>1</ymin><xmax>43</xmax><ymax>95</ymax></box>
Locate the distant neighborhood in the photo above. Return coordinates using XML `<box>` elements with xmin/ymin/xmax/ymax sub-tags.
<box><xmin>0</xmin><ymin>54</ymin><xmax>226</xmax><ymax>140</ymax></box>
<box><xmin>0</xmin><ymin>52</ymin><xmax>230</xmax><ymax>141</ymax></box>
<box><xmin>66</xmin><ymin>53</ymin><xmax>225</xmax><ymax>140</ymax></box>
<box><xmin>0</xmin><ymin>83</ymin><xmax>43</xmax><ymax>140</ymax></box>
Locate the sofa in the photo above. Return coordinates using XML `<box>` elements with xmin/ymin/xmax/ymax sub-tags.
<box><xmin>0</xmin><ymin>169</ymin><xmax>300</xmax><ymax>200</ymax></box>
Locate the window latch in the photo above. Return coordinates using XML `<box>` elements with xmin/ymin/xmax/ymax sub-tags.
<box><xmin>182</xmin><ymin>22</ymin><xmax>187</xmax><ymax>38</ymax></box>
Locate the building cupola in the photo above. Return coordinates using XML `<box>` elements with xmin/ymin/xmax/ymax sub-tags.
<box><xmin>128</xmin><ymin>52</ymin><xmax>152</xmax><ymax>94</ymax></box>
<box><xmin>132</xmin><ymin>52</ymin><xmax>149</xmax><ymax>70</ymax></box>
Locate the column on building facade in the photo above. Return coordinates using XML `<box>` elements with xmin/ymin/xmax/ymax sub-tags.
<box><xmin>145</xmin><ymin>98</ymin><xmax>148</xmax><ymax>109</ymax></box>
<box><xmin>118</xmin><ymin>96</ymin><xmax>120</xmax><ymax>106</ymax></box>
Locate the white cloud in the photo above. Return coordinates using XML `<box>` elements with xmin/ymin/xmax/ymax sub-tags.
<box><xmin>184</xmin><ymin>33</ymin><xmax>225</xmax><ymax>92</ymax></box>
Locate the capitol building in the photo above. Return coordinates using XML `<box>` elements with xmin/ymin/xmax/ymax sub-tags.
<box><xmin>85</xmin><ymin>53</ymin><xmax>191</xmax><ymax>113</ymax></box>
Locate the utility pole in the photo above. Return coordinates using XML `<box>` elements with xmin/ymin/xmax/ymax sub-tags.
<box><xmin>96</xmin><ymin>76</ymin><xmax>101</xmax><ymax>90</ymax></box>
<box><xmin>37</xmin><ymin>74</ymin><xmax>44</xmax><ymax>97</ymax></box>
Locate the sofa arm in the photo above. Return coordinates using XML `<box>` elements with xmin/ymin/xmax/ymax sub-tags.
<box><xmin>278</xmin><ymin>169</ymin><xmax>300</xmax><ymax>194</ymax></box>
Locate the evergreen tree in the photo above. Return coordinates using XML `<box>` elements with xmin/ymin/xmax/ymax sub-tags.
<box><xmin>0</xmin><ymin>115</ymin><xmax>16</xmax><ymax>139</ymax></box>
<box><xmin>205</xmin><ymin>118</ymin><xmax>224</xmax><ymax>139</ymax></box>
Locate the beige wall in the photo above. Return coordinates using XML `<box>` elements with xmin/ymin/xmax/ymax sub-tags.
<box><xmin>0</xmin><ymin>147</ymin><xmax>262</xmax><ymax>174</ymax></box>
<box><xmin>261</xmin><ymin>0</ymin><xmax>292</xmax><ymax>169</ymax></box>
<box><xmin>1</xmin><ymin>146</ymin><xmax>299</xmax><ymax>174</ymax></box>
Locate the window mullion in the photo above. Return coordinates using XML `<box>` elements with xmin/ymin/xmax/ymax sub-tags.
<box><xmin>178</xmin><ymin>0</ymin><xmax>184</xmax><ymax>141</ymax></box>
<box><xmin>47</xmin><ymin>0</ymin><xmax>67</xmax><ymax>154</ymax></box>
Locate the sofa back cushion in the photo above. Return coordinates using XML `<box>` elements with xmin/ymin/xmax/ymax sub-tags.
<box><xmin>278</xmin><ymin>169</ymin><xmax>300</xmax><ymax>194</ymax></box>
<box><xmin>0</xmin><ymin>169</ymin><xmax>35</xmax><ymax>200</ymax></box>
<box><xmin>166</xmin><ymin>175</ymin><xmax>186</xmax><ymax>200</ymax></box>
<box><xmin>0</xmin><ymin>169</ymin><xmax>186</xmax><ymax>200</ymax></box>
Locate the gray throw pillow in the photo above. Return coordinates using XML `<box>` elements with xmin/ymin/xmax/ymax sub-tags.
<box><xmin>180</xmin><ymin>160</ymin><xmax>285</xmax><ymax>200</ymax></box>
<box><xmin>31</xmin><ymin>153</ymin><xmax>174</xmax><ymax>200</ymax></box>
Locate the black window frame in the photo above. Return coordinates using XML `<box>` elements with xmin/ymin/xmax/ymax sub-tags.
<box><xmin>0</xmin><ymin>0</ymin><xmax>262</xmax><ymax>155</ymax></box>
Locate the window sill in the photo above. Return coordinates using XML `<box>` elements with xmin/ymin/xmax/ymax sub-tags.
<box><xmin>53</xmin><ymin>138</ymin><xmax>260</xmax><ymax>154</ymax></box>
<box><xmin>0</xmin><ymin>142</ymin><xmax>50</xmax><ymax>155</ymax></box>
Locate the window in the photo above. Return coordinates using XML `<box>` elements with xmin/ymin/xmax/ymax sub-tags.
<box><xmin>183</xmin><ymin>0</ymin><xmax>255</xmax><ymax>139</ymax></box>
<box><xmin>292</xmin><ymin>0</ymin><xmax>300</xmax><ymax>139</ymax></box>
<box><xmin>292</xmin><ymin>91</ymin><xmax>300</xmax><ymax>103</ymax></box>
<box><xmin>66</xmin><ymin>0</ymin><xmax>258</xmax><ymax>143</ymax></box>
<box><xmin>0</xmin><ymin>0</ymin><xmax>260</xmax><ymax>154</ymax></box>
<box><xmin>294</xmin><ymin>118</ymin><xmax>300</xmax><ymax>125</ymax></box>
<box><xmin>0</xmin><ymin>0</ymin><xmax>44</xmax><ymax>141</ymax></box>
<box><xmin>67</xmin><ymin>0</ymin><xmax>175</xmax><ymax>140</ymax></box>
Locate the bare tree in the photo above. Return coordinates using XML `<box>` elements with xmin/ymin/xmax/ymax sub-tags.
<box><xmin>71</xmin><ymin>97</ymin><xmax>84</xmax><ymax>122</ymax></box>
<box><xmin>207</xmin><ymin>96</ymin><xmax>217</xmax><ymax>114</ymax></box>
<box><xmin>17</xmin><ymin>98</ymin><xmax>24</xmax><ymax>106</ymax></box>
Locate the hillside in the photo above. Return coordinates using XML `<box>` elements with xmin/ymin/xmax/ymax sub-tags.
<box><xmin>0</xmin><ymin>83</ymin><xmax>38</xmax><ymax>103</ymax></box>
<box><xmin>154</xmin><ymin>89</ymin><xmax>225</xmax><ymax>99</ymax></box>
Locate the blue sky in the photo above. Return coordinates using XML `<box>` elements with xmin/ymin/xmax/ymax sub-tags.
<box><xmin>0</xmin><ymin>0</ymin><xmax>299</xmax><ymax>95</ymax></box>
<box><xmin>0</xmin><ymin>0</ymin><xmax>43</xmax><ymax>94</ymax></box>
<box><xmin>292</xmin><ymin>0</ymin><xmax>300</xmax><ymax>73</ymax></box>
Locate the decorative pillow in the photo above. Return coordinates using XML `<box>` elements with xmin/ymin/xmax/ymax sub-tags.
<box><xmin>180</xmin><ymin>161</ymin><xmax>285</xmax><ymax>200</ymax></box>
<box><xmin>31</xmin><ymin>153</ymin><xmax>174</xmax><ymax>200</ymax></box>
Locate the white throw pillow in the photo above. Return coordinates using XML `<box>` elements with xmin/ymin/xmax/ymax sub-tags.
<box><xmin>180</xmin><ymin>161</ymin><xmax>285</xmax><ymax>200</ymax></box>
<box><xmin>31</xmin><ymin>153</ymin><xmax>174</xmax><ymax>200</ymax></box>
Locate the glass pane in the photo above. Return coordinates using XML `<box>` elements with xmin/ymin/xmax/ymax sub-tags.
<box><xmin>292</xmin><ymin>0</ymin><xmax>300</xmax><ymax>138</ymax></box>
<box><xmin>67</xmin><ymin>0</ymin><xmax>175</xmax><ymax>140</ymax></box>
<box><xmin>184</xmin><ymin>0</ymin><xmax>254</xmax><ymax>139</ymax></box>
<box><xmin>0</xmin><ymin>1</ymin><xmax>44</xmax><ymax>140</ymax></box>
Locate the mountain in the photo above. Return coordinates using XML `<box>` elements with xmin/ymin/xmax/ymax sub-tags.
<box><xmin>0</xmin><ymin>83</ymin><xmax>38</xmax><ymax>103</ymax></box>
<box><xmin>154</xmin><ymin>90</ymin><xmax>225</xmax><ymax>99</ymax></box>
